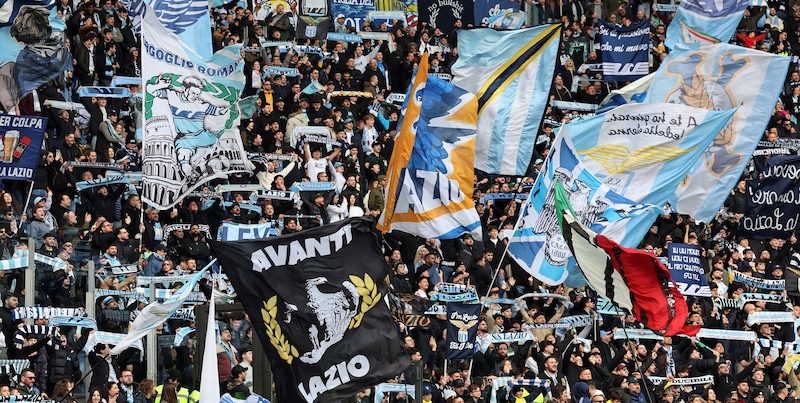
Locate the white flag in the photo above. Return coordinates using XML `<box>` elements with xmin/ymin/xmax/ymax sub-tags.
<box><xmin>110</xmin><ymin>266</ymin><xmax>208</xmax><ymax>355</ymax></box>
<box><xmin>200</xmin><ymin>289</ymin><xmax>220</xmax><ymax>402</ymax></box>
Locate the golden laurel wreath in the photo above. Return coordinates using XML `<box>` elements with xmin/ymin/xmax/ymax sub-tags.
<box><xmin>348</xmin><ymin>273</ymin><xmax>381</xmax><ymax>329</ymax></box>
<box><xmin>261</xmin><ymin>296</ymin><xmax>299</xmax><ymax>364</ymax></box>
<box><xmin>260</xmin><ymin>275</ymin><xmax>381</xmax><ymax>364</ymax></box>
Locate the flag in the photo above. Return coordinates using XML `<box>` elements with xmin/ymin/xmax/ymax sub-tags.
<box><xmin>0</xmin><ymin>115</ymin><xmax>47</xmax><ymax>181</ymax></box>
<box><xmin>121</xmin><ymin>0</ymin><xmax>214</xmax><ymax>59</ymax></box>
<box><xmin>210</xmin><ymin>218</ymin><xmax>411</xmax><ymax>403</ymax></box>
<box><xmin>378</xmin><ymin>54</ymin><xmax>482</xmax><ymax>240</ymax></box>
<box><xmin>141</xmin><ymin>9</ymin><xmax>250</xmax><ymax>210</ymax></box>
<box><xmin>647</xmin><ymin>43</ymin><xmax>791</xmax><ymax>222</ymax></box>
<box><xmin>110</xmin><ymin>265</ymin><xmax>210</xmax><ymax>355</ymax></box>
<box><xmin>596</xmin><ymin>73</ymin><xmax>653</xmax><ymax>114</ymax></box>
<box><xmin>505</xmin><ymin>131</ymin><xmax>660</xmax><ymax>286</ymax></box>
<box><xmin>664</xmin><ymin>0</ymin><xmax>749</xmax><ymax>50</ymax></box>
<box><xmin>0</xmin><ymin>0</ymin><xmax>71</xmax><ymax>112</ymax></box>
<box><xmin>558</xmin><ymin>199</ymin><xmax>696</xmax><ymax>337</ymax></box>
<box><xmin>445</xmin><ymin>303</ymin><xmax>481</xmax><ymax>360</ymax></box>
<box><xmin>199</xmin><ymin>290</ymin><xmax>220</xmax><ymax>402</ymax></box>
<box><xmin>296</xmin><ymin>15</ymin><xmax>330</xmax><ymax>41</ymax></box>
<box><xmin>597</xmin><ymin>19</ymin><xmax>650</xmax><ymax>81</ymax></box>
<box><xmin>568</xmin><ymin>102</ymin><xmax>737</xmax><ymax>208</ymax></box>
<box><xmin>451</xmin><ymin>24</ymin><xmax>561</xmax><ymax>175</ymax></box>
<box><xmin>740</xmin><ymin>155</ymin><xmax>800</xmax><ymax>240</ymax></box>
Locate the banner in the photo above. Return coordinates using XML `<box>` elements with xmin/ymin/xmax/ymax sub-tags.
<box><xmin>740</xmin><ymin>156</ymin><xmax>800</xmax><ymax>239</ymax></box>
<box><xmin>219</xmin><ymin>222</ymin><xmax>279</xmax><ymax>241</ymax></box>
<box><xmin>210</xmin><ymin>218</ymin><xmax>410</xmax><ymax>403</ymax></box>
<box><xmin>445</xmin><ymin>303</ymin><xmax>481</xmax><ymax>359</ymax></box>
<box><xmin>0</xmin><ymin>115</ymin><xmax>45</xmax><ymax>180</ymax></box>
<box><xmin>597</xmin><ymin>19</ymin><xmax>650</xmax><ymax>81</ymax></box>
<box><xmin>667</xmin><ymin>243</ymin><xmax>711</xmax><ymax>297</ymax></box>
<box><xmin>378</xmin><ymin>56</ymin><xmax>481</xmax><ymax>240</ymax></box>
<box><xmin>664</xmin><ymin>0</ymin><xmax>748</xmax><ymax>49</ymax></box>
<box><xmin>646</xmin><ymin>43</ymin><xmax>790</xmax><ymax>222</ymax></box>
<box><xmin>0</xmin><ymin>1</ymin><xmax>70</xmax><ymax>112</ymax></box>
<box><xmin>451</xmin><ymin>25</ymin><xmax>561</xmax><ymax>175</ymax></box>
<box><xmin>506</xmin><ymin>131</ymin><xmax>661</xmax><ymax>285</ymax></box>
<box><xmin>141</xmin><ymin>10</ymin><xmax>250</xmax><ymax>210</ymax></box>
<box><xmin>331</xmin><ymin>0</ymin><xmax>410</xmax><ymax>33</ymax></box>
<box><xmin>418</xmin><ymin>0</ymin><xmax>472</xmax><ymax>33</ymax></box>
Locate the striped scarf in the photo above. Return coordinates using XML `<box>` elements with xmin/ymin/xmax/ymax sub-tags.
<box><xmin>12</xmin><ymin>307</ymin><xmax>86</xmax><ymax>320</ymax></box>
<box><xmin>731</xmin><ymin>271</ymin><xmax>785</xmax><ymax>290</ymax></box>
<box><xmin>649</xmin><ymin>375</ymin><xmax>714</xmax><ymax>386</ymax></box>
<box><xmin>13</xmin><ymin>326</ymin><xmax>60</xmax><ymax>350</ymax></box>
<box><xmin>0</xmin><ymin>250</ymin><xmax>68</xmax><ymax>272</ymax></box>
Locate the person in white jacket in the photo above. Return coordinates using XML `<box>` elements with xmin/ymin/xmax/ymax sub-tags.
<box><xmin>256</xmin><ymin>156</ymin><xmax>298</xmax><ymax>189</ymax></box>
<box><xmin>326</xmin><ymin>194</ymin><xmax>349</xmax><ymax>223</ymax></box>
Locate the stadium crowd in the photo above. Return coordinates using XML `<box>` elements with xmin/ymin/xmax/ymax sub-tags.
<box><xmin>1</xmin><ymin>0</ymin><xmax>800</xmax><ymax>402</ymax></box>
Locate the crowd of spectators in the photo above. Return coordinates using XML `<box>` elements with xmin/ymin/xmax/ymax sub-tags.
<box><xmin>2</xmin><ymin>0</ymin><xmax>800</xmax><ymax>402</ymax></box>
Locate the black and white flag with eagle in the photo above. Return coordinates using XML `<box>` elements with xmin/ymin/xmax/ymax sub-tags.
<box><xmin>211</xmin><ymin>217</ymin><xmax>410</xmax><ymax>403</ymax></box>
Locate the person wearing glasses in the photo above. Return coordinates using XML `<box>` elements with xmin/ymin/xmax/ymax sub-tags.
<box><xmin>0</xmin><ymin>223</ymin><xmax>16</xmax><ymax>260</ymax></box>
<box><xmin>17</xmin><ymin>368</ymin><xmax>42</xmax><ymax>396</ymax></box>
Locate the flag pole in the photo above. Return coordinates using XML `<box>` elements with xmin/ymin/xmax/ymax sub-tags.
<box><xmin>618</xmin><ymin>323</ymin><xmax>656</xmax><ymax>403</ymax></box>
<box><xmin>485</xmin><ymin>198</ymin><xmax>529</xmax><ymax>293</ymax></box>
<box><xmin>18</xmin><ymin>180</ymin><xmax>35</xmax><ymax>231</ymax></box>
<box><xmin>56</xmin><ymin>350</ymin><xmax>118</xmax><ymax>403</ymax></box>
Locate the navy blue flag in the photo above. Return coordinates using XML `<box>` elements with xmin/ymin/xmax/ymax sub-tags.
<box><xmin>667</xmin><ymin>243</ymin><xmax>711</xmax><ymax>297</ymax></box>
<box><xmin>740</xmin><ymin>155</ymin><xmax>800</xmax><ymax>240</ymax></box>
<box><xmin>445</xmin><ymin>303</ymin><xmax>481</xmax><ymax>360</ymax></box>
<box><xmin>0</xmin><ymin>115</ymin><xmax>46</xmax><ymax>181</ymax></box>
<box><xmin>597</xmin><ymin>19</ymin><xmax>650</xmax><ymax>81</ymax></box>
<box><xmin>419</xmin><ymin>0</ymin><xmax>474</xmax><ymax>34</ymax></box>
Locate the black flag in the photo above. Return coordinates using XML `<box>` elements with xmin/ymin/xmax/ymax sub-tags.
<box><xmin>211</xmin><ymin>217</ymin><xmax>410</xmax><ymax>402</ymax></box>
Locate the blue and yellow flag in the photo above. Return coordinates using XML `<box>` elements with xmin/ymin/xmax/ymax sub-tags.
<box><xmin>377</xmin><ymin>54</ymin><xmax>482</xmax><ymax>240</ymax></box>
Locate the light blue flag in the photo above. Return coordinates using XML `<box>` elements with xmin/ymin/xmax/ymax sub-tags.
<box><xmin>646</xmin><ymin>43</ymin><xmax>790</xmax><ymax>222</ymax></box>
<box><xmin>301</xmin><ymin>80</ymin><xmax>326</xmax><ymax>94</ymax></box>
<box><xmin>568</xmin><ymin>102</ymin><xmax>737</xmax><ymax>209</ymax></box>
<box><xmin>122</xmin><ymin>0</ymin><xmax>214</xmax><ymax>59</ymax></box>
<box><xmin>596</xmin><ymin>73</ymin><xmax>652</xmax><ymax>114</ymax></box>
<box><xmin>506</xmin><ymin>132</ymin><xmax>662</xmax><ymax>285</ymax></box>
<box><xmin>664</xmin><ymin>0</ymin><xmax>749</xmax><ymax>50</ymax></box>
<box><xmin>451</xmin><ymin>24</ymin><xmax>562</xmax><ymax>175</ymax></box>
